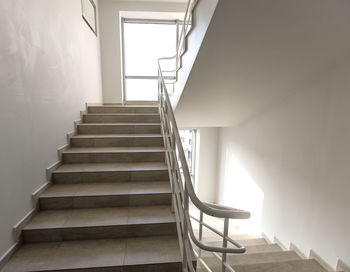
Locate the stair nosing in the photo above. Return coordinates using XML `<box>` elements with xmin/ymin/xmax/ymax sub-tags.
<box><xmin>78</xmin><ymin>123</ymin><xmax>161</xmax><ymax>126</ymax></box>
<box><xmin>62</xmin><ymin>147</ymin><xmax>166</xmax><ymax>154</ymax></box>
<box><xmin>39</xmin><ymin>191</ymin><xmax>172</xmax><ymax>199</ymax></box>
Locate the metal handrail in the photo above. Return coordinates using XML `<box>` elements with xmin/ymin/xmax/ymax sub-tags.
<box><xmin>157</xmin><ymin>1</ymin><xmax>251</xmax><ymax>271</ymax></box>
<box><xmin>158</xmin><ymin>0</ymin><xmax>198</xmax><ymax>93</ymax></box>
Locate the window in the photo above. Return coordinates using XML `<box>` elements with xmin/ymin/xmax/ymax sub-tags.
<box><xmin>121</xmin><ymin>19</ymin><xmax>179</xmax><ymax>101</ymax></box>
<box><xmin>179</xmin><ymin>129</ymin><xmax>197</xmax><ymax>184</ymax></box>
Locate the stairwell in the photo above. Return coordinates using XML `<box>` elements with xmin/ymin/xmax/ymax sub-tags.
<box><xmin>191</xmin><ymin>214</ymin><xmax>331</xmax><ymax>272</ymax></box>
<box><xmin>0</xmin><ymin>103</ymin><xmax>338</xmax><ymax>272</ymax></box>
<box><xmin>2</xmin><ymin>104</ymin><xmax>183</xmax><ymax>272</ymax></box>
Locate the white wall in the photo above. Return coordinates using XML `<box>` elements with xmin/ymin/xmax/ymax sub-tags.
<box><xmin>99</xmin><ymin>0</ymin><xmax>186</xmax><ymax>103</ymax></box>
<box><xmin>195</xmin><ymin>127</ymin><xmax>219</xmax><ymax>203</ymax></box>
<box><xmin>0</xmin><ymin>0</ymin><xmax>102</xmax><ymax>258</ymax></box>
<box><xmin>216</xmin><ymin>58</ymin><xmax>350</xmax><ymax>268</ymax></box>
<box><xmin>175</xmin><ymin>0</ymin><xmax>350</xmax><ymax>127</ymax></box>
<box><xmin>179</xmin><ymin>127</ymin><xmax>219</xmax><ymax>203</ymax></box>
<box><xmin>171</xmin><ymin>0</ymin><xmax>218</xmax><ymax>108</ymax></box>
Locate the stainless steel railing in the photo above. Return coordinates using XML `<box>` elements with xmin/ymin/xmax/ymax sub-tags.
<box><xmin>158</xmin><ymin>1</ymin><xmax>251</xmax><ymax>271</ymax></box>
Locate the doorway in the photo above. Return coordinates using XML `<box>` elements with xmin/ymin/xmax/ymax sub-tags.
<box><xmin>121</xmin><ymin>18</ymin><xmax>179</xmax><ymax>102</ymax></box>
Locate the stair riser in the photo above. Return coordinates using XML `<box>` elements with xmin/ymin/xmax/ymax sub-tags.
<box><xmin>88</xmin><ymin>106</ymin><xmax>159</xmax><ymax>114</ymax></box>
<box><xmin>83</xmin><ymin>115</ymin><xmax>160</xmax><ymax>123</ymax></box>
<box><xmin>53</xmin><ymin>170</ymin><xmax>169</xmax><ymax>184</ymax></box>
<box><xmin>32</xmin><ymin>263</ymin><xmax>182</xmax><ymax>272</ymax></box>
<box><xmin>71</xmin><ymin>137</ymin><xmax>164</xmax><ymax>147</ymax></box>
<box><xmin>78</xmin><ymin>124</ymin><xmax>161</xmax><ymax>135</ymax></box>
<box><xmin>23</xmin><ymin>223</ymin><xmax>177</xmax><ymax>243</ymax></box>
<box><xmin>62</xmin><ymin>152</ymin><xmax>165</xmax><ymax>164</ymax></box>
<box><xmin>39</xmin><ymin>194</ymin><xmax>171</xmax><ymax>210</ymax></box>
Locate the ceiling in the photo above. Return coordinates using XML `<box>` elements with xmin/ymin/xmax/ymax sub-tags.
<box><xmin>175</xmin><ymin>0</ymin><xmax>350</xmax><ymax>127</ymax></box>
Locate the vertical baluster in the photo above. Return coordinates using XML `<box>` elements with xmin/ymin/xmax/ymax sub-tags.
<box><xmin>182</xmin><ymin>187</ymin><xmax>189</xmax><ymax>272</ymax></box>
<box><xmin>222</xmin><ymin>218</ymin><xmax>229</xmax><ymax>272</ymax></box>
<box><xmin>198</xmin><ymin>211</ymin><xmax>203</xmax><ymax>259</ymax></box>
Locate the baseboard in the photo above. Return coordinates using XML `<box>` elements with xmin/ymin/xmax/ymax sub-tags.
<box><xmin>273</xmin><ymin>236</ymin><xmax>287</xmax><ymax>251</ymax></box>
<box><xmin>0</xmin><ymin>240</ymin><xmax>21</xmax><ymax>271</ymax></box>
<box><xmin>74</xmin><ymin>119</ymin><xmax>82</xmax><ymax>133</ymax></box>
<box><xmin>309</xmin><ymin>249</ymin><xmax>334</xmax><ymax>272</ymax></box>
<box><xmin>32</xmin><ymin>182</ymin><xmax>50</xmax><ymax>204</ymax></box>
<box><xmin>57</xmin><ymin>144</ymin><xmax>70</xmax><ymax>161</ymax></box>
<box><xmin>67</xmin><ymin>130</ymin><xmax>75</xmax><ymax>142</ymax></box>
<box><xmin>337</xmin><ymin>259</ymin><xmax>350</xmax><ymax>272</ymax></box>
<box><xmin>261</xmin><ymin>232</ymin><xmax>272</xmax><ymax>244</ymax></box>
<box><xmin>46</xmin><ymin>160</ymin><xmax>61</xmax><ymax>182</ymax></box>
<box><xmin>289</xmin><ymin>242</ymin><xmax>307</xmax><ymax>259</ymax></box>
<box><xmin>12</xmin><ymin>208</ymin><xmax>37</xmax><ymax>239</ymax></box>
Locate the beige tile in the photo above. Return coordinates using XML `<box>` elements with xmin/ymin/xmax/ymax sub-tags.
<box><xmin>124</xmin><ymin>236</ymin><xmax>181</xmax><ymax>266</ymax></box>
<box><xmin>24</xmin><ymin>210</ymin><xmax>69</xmax><ymax>229</ymax></box>
<box><xmin>47</xmin><ymin>239</ymin><xmax>126</xmax><ymax>270</ymax></box>
<box><xmin>233</xmin><ymin>259</ymin><xmax>328</xmax><ymax>272</ymax></box>
<box><xmin>127</xmin><ymin>205</ymin><xmax>175</xmax><ymax>224</ymax></box>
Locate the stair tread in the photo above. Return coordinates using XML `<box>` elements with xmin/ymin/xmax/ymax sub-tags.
<box><xmin>84</xmin><ymin>113</ymin><xmax>160</xmax><ymax>116</ymax></box>
<box><xmin>89</xmin><ymin>105</ymin><xmax>158</xmax><ymax>108</ymax></box>
<box><xmin>201</xmin><ymin>251</ymin><xmax>301</xmax><ymax>268</ymax></box>
<box><xmin>41</xmin><ymin>181</ymin><xmax>171</xmax><ymax>198</ymax></box>
<box><xmin>53</xmin><ymin>162</ymin><xmax>168</xmax><ymax>173</ymax></box>
<box><xmin>232</xmin><ymin>259</ymin><xmax>328</xmax><ymax>272</ymax></box>
<box><xmin>24</xmin><ymin>205</ymin><xmax>175</xmax><ymax>230</ymax></box>
<box><xmin>78</xmin><ymin>122</ymin><xmax>161</xmax><ymax>126</ymax></box>
<box><xmin>71</xmin><ymin>133</ymin><xmax>163</xmax><ymax>138</ymax></box>
<box><xmin>2</xmin><ymin>236</ymin><xmax>181</xmax><ymax>272</ymax></box>
<box><xmin>236</xmin><ymin>238</ymin><xmax>268</xmax><ymax>246</ymax></box>
<box><xmin>64</xmin><ymin>146</ymin><xmax>166</xmax><ymax>153</ymax></box>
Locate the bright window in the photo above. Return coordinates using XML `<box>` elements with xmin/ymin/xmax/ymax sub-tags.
<box><xmin>122</xmin><ymin>19</ymin><xmax>178</xmax><ymax>101</ymax></box>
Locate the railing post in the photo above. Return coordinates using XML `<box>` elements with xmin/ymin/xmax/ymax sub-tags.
<box><xmin>222</xmin><ymin>218</ymin><xmax>229</xmax><ymax>272</ymax></box>
<box><xmin>182</xmin><ymin>187</ymin><xmax>189</xmax><ymax>271</ymax></box>
<box><xmin>198</xmin><ymin>211</ymin><xmax>203</xmax><ymax>259</ymax></box>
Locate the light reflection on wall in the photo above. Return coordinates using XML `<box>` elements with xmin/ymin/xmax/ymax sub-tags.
<box><xmin>221</xmin><ymin>149</ymin><xmax>264</xmax><ymax>236</ymax></box>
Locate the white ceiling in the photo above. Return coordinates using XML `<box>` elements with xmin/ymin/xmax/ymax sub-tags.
<box><xmin>175</xmin><ymin>0</ymin><xmax>350</xmax><ymax>127</ymax></box>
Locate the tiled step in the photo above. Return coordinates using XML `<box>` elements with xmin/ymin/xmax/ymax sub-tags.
<box><xmin>62</xmin><ymin>147</ymin><xmax>166</xmax><ymax>163</ymax></box>
<box><xmin>52</xmin><ymin>162</ymin><xmax>169</xmax><ymax>184</ymax></box>
<box><xmin>194</xmin><ymin>241</ymin><xmax>282</xmax><ymax>258</ymax></box>
<box><xmin>23</xmin><ymin>206</ymin><xmax>176</xmax><ymax>243</ymax></box>
<box><xmin>201</xmin><ymin>251</ymin><xmax>301</xmax><ymax>270</ymax></box>
<box><xmin>83</xmin><ymin>113</ymin><xmax>160</xmax><ymax>123</ymax></box>
<box><xmin>39</xmin><ymin>181</ymin><xmax>171</xmax><ymax>209</ymax></box>
<box><xmin>244</xmin><ymin>243</ymin><xmax>282</xmax><ymax>254</ymax></box>
<box><xmin>2</xmin><ymin>236</ymin><xmax>182</xmax><ymax>272</ymax></box>
<box><xmin>88</xmin><ymin>105</ymin><xmax>159</xmax><ymax>114</ymax></box>
<box><xmin>236</xmin><ymin>238</ymin><xmax>268</xmax><ymax>246</ymax></box>
<box><xmin>71</xmin><ymin>134</ymin><xmax>164</xmax><ymax>147</ymax></box>
<box><xmin>232</xmin><ymin>259</ymin><xmax>328</xmax><ymax>272</ymax></box>
<box><xmin>77</xmin><ymin>123</ymin><xmax>161</xmax><ymax>134</ymax></box>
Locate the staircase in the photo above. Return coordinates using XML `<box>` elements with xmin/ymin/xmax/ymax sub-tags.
<box><xmin>2</xmin><ymin>104</ymin><xmax>183</xmax><ymax>272</ymax></box>
<box><xmin>191</xmin><ymin>216</ymin><xmax>329</xmax><ymax>272</ymax></box>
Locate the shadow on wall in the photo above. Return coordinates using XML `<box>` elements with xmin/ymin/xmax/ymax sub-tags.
<box><xmin>220</xmin><ymin>147</ymin><xmax>264</xmax><ymax>237</ymax></box>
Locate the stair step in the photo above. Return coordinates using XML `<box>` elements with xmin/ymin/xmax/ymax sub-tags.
<box><xmin>194</xmin><ymin>242</ymin><xmax>283</xmax><ymax>257</ymax></box>
<box><xmin>52</xmin><ymin>162</ymin><xmax>169</xmax><ymax>184</ymax></box>
<box><xmin>77</xmin><ymin>123</ymin><xmax>161</xmax><ymax>134</ymax></box>
<box><xmin>39</xmin><ymin>181</ymin><xmax>171</xmax><ymax>209</ymax></box>
<box><xmin>62</xmin><ymin>147</ymin><xmax>166</xmax><ymax>163</ymax></box>
<box><xmin>2</xmin><ymin>236</ymin><xmax>181</xmax><ymax>272</ymax></box>
<box><xmin>236</xmin><ymin>238</ymin><xmax>268</xmax><ymax>246</ymax></box>
<box><xmin>232</xmin><ymin>259</ymin><xmax>328</xmax><ymax>272</ymax></box>
<box><xmin>88</xmin><ymin>105</ymin><xmax>159</xmax><ymax>114</ymax></box>
<box><xmin>244</xmin><ymin>243</ymin><xmax>283</xmax><ymax>253</ymax></box>
<box><xmin>83</xmin><ymin>113</ymin><xmax>160</xmax><ymax>123</ymax></box>
<box><xmin>201</xmin><ymin>251</ymin><xmax>301</xmax><ymax>270</ymax></box>
<box><xmin>23</xmin><ymin>206</ymin><xmax>176</xmax><ymax>242</ymax></box>
<box><xmin>71</xmin><ymin>134</ymin><xmax>164</xmax><ymax>147</ymax></box>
